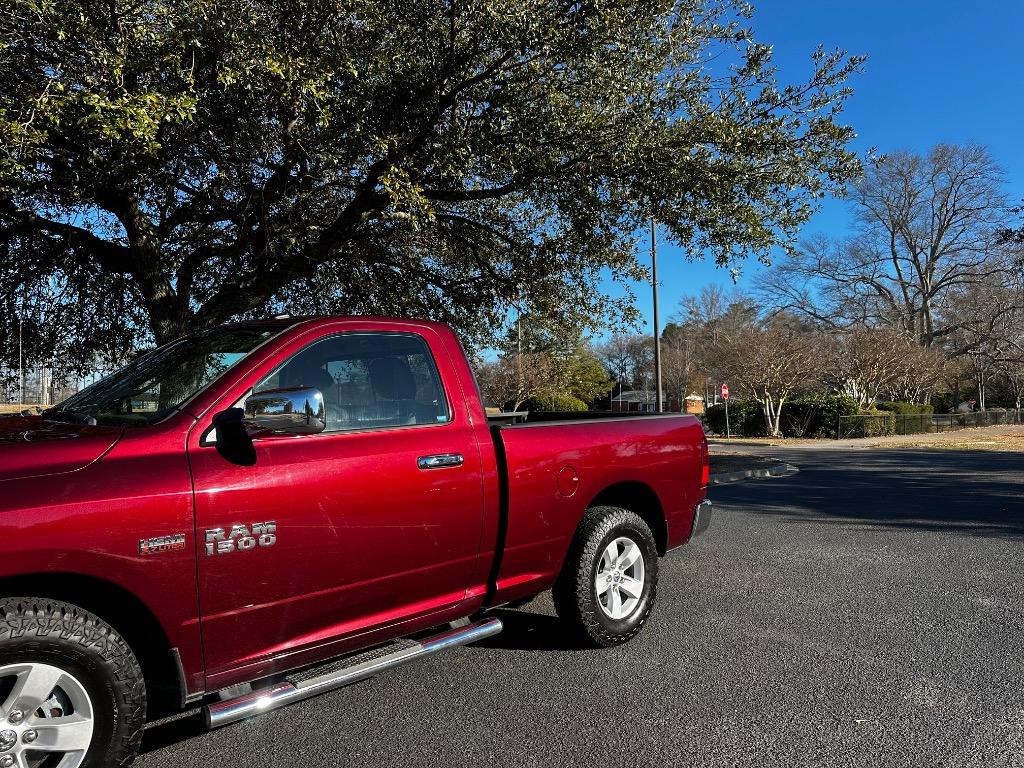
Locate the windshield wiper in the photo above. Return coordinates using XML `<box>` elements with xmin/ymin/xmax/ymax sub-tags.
<box><xmin>41</xmin><ymin>408</ymin><xmax>98</xmax><ymax>426</ymax></box>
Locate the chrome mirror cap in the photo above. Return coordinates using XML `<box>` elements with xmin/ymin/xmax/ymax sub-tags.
<box><xmin>244</xmin><ymin>387</ymin><xmax>326</xmax><ymax>436</ymax></box>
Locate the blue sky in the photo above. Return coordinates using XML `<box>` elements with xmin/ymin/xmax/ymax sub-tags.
<box><xmin>613</xmin><ymin>0</ymin><xmax>1024</xmax><ymax>332</ymax></box>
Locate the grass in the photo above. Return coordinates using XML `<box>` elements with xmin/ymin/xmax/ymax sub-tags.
<box><xmin>873</xmin><ymin>430</ymin><xmax>1024</xmax><ymax>451</ymax></box>
<box><xmin>0</xmin><ymin>404</ymin><xmax>41</xmax><ymax>414</ymax></box>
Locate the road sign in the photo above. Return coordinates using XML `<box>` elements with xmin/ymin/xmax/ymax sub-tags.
<box><xmin>721</xmin><ymin>384</ymin><xmax>729</xmax><ymax>400</ymax></box>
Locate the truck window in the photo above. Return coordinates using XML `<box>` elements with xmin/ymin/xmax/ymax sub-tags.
<box><xmin>47</xmin><ymin>325</ymin><xmax>284</xmax><ymax>426</ymax></box>
<box><xmin>254</xmin><ymin>333</ymin><xmax>451</xmax><ymax>432</ymax></box>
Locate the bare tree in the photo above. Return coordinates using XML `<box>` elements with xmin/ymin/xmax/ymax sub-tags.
<box><xmin>765</xmin><ymin>144</ymin><xmax>1018</xmax><ymax>350</ymax></box>
<box><xmin>1001</xmin><ymin>301</ymin><xmax>1024</xmax><ymax>409</ymax></box>
<box><xmin>964</xmin><ymin>346</ymin><xmax>998</xmax><ymax>411</ymax></box>
<box><xmin>670</xmin><ymin>289</ymin><xmax>760</xmax><ymax>402</ymax></box>
<box><xmin>715</xmin><ymin>315</ymin><xmax>819</xmax><ymax>436</ymax></box>
<box><xmin>661</xmin><ymin>335</ymin><xmax>697</xmax><ymax>406</ymax></box>
<box><xmin>822</xmin><ymin>326</ymin><xmax>947</xmax><ymax>406</ymax></box>
<box><xmin>887</xmin><ymin>343</ymin><xmax>949</xmax><ymax>404</ymax></box>
<box><xmin>943</xmin><ymin>269</ymin><xmax>1024</xmax><ymax>408</ymax></box>
<box><xmin>597</xmin><ymin>333</ymin><xmax>634</xmax><ymax>388</ymax></box>
<box><xmin>822</xmin><ymin>327</ymin><xmax>912</xmax><ymax>407</ymax></box>
<box><xmin>1004</xmin><ymin>362</ymin><xmax>1024</xmax><ymax>410</ymax></box>
<box><xmin>678</xmin><ymin>285</ymin><xmax>729</xmax><ymax>335</ymax></box>
<box><xmin>596</xmin><ymin>334</ymin><xmax>653</xmax><ymax>394</ymax></box>
<box><xmin>475</xmin><ymin>353</ymin><xmax>556</xmax><ymax>411</ymax></box>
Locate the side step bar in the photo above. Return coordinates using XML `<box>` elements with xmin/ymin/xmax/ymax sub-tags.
<box><xmin>205</xmin><ymin>617</ymin><xmax>502</xmax><ymax>728</ymax></box>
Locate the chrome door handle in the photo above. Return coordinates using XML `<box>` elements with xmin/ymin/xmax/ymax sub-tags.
<box><xmin>417</xmin><ymin>453</ymin><xmax>465</xmax><ymax>470</ymax></box>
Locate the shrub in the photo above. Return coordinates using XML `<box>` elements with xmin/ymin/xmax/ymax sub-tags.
<box><xmin>840</xmin><ymin>409</ymin><xmax>895</xmax><ymax>438</ymax></box>
<box><xmin>781</xmin><ymin>395</ymin><xmax>859</xmax><ymax>438</ymax></box>
<box><xmin>523</xmin><ymin>392</ymin><xmax>588</xmax><ymax>411</ymax></box>
<box><xmin>872</xmin><ymin>402</ymin><xmax>934</xmax><ymax>434</ymax></box>
<box><xmin>875</xmin><ymin>401</ymin><xmax>934</xmax><ymax>415</ymax></box>
<box><xmin>705</xmin><ymin>400</ymin><xmax>766</xmax><ymax>437</ymax></box>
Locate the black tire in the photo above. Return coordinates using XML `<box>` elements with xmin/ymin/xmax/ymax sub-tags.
<box><xmin>553</xmin><ymin>506</ymin><xmax>659</xmax><ymax>647</ymax></box>
<box><xmin>0</xmin><ymin>597</ymin><xmax>146</xmax><ymax>768</ymax></box>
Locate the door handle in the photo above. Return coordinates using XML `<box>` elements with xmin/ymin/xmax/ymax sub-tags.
<box><xmin>417</xmin><ymin>453</ymin><xmax>465</xmax><ymax>470</ymax></box>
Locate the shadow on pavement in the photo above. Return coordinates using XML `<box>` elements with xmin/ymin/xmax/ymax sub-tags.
<box><xmin>713</xmin><ymin>448</ymin><xmax>1024</xmax><ymax>539</ymax></box>
<box><xmin>141</xmin><ymin>710</ymin><xmax>207</xmax><ymax>754</ymax></box>
<box><xmin>472</xmin><ymin>608</ymin><xmax>585</xmax><ymax>652</ymax></box>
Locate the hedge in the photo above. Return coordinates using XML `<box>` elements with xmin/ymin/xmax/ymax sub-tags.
<box><xmin>782</xmin><ymin>395</ymin><xmax>859</xmax><ymax>438</ymax></box>
<box><xmin>705</xmin><ymin>400</ymin><xmax>766</xmax><ymax>437</ymax></box>
<box><xmin>875</xmin><ymin>401</ymin><xmax>934</xmax><ymax>415</ymax></box>
<box><xmin>853</xmin><ymin>409</ymin><xmax>895</xmax><ymax>437</ymax></box>
<box><xmin>705</xmin><ymin>395</ymin><xmax>858</xmax><ymax>438</ymax></box>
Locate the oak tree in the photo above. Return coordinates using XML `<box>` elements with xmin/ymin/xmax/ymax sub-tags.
<box><xmin>2</xmin><ymin>0</ymin><xmax>862</xmax><ymax>376</ymax></box>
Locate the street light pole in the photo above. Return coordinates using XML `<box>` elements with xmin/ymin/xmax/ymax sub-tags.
<box><xmin>18</xmin><ymin>315</ymin><xmax>23</xmax><ymax>407</ymax></box>
<box><xmin>650</xmin><ymin>218</ymin><xmax>664</xmax><ymax>412</ymax></box>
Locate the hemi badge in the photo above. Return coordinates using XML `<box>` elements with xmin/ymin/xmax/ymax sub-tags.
<box><xmin>139</xmin><ymin>534</ymin><xmax>186</xmax><ymax>556</ymax></box>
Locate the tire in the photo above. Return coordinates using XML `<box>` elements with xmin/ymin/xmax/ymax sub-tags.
<box><xmin>553</xmin><ymin>506</ymin><xmax>659</xmax><ymax>647</ymax></box>
<box><xmin>0</xmin><ymin>597</ymin><xmax>146</xmax><ymax>768</ymax></box>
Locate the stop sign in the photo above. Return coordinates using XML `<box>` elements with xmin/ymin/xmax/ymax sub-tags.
<box><xmin>721</xmin><ymin>384</ymin><xmax>729</xmax><ymax>400</ymax></box>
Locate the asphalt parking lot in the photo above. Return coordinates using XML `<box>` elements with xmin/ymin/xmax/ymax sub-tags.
<box><xmin>137</xmin><ymin>448</ymin><xmax>1024</xmax><ymax>768</ymax></box>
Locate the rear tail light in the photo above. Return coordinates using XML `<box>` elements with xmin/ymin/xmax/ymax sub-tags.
<box><xmin>700</xmin><ymin>439</ymin><xmax>709</xmax><ymax>487</ymax></box>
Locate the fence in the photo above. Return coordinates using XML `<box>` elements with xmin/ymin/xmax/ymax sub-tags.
<box><xmin>837</xmin><ymin>409</ymin><xmax>1024</xmax><ymax>439</ymax></box>
<box><xmin>1</xmin><ymin>365</ymin><xmax>91</xmax><ymax>407</ymax></box>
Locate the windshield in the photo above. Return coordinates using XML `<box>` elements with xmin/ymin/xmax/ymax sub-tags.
<box><xmin>50</xmin><ymin>325</ymin><xmax>285</xmax><ymax>427</ymax></box>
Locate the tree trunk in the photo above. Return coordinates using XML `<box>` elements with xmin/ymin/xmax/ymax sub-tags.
<box><xmin>761</xmin><ymin>393</ymin><xmax>784</xmax><ymax>438</ymax></box>
<box><xmin>921</xmin><ymin>294</ymin><xmax>934</xmax><ymax>348</ymax></box>
<box><xmin>772</xmin><ymin>397</ymin><xmax>786</xmax><ymax>437</ymax></box>
<box><xmin>761</xmin><ymin>395</ymin><xmax>773</xmax><ymax>436</ymax></box>
<box><xmin>146</xmin><ymin>301</ymin><xmax>197</xmax><ymax>346</ymax></box>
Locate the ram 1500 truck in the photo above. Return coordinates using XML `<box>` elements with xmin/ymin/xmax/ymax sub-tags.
<box><xmin>0</xmin><ymin>316</ymin><xmax>710</xmax><ymax>767</ymax></box>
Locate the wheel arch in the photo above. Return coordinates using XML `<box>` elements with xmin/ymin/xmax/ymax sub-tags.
<box><xmin>586</xmin><ymin>481</ymin><xmax>667</xmax><ymax>555</ymax></box>
<box><xmin>0</xmin><ymin>573</ymin><xmax>184</xmax><ymax>718</ymax></box>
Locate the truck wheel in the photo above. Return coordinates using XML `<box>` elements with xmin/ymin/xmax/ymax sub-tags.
<box><xmin>553</xmin><ymin>506</ymin><xmax>658</xmax><ymax>647</ymax></box>
<box><xmin>0</xmin><ymin>598</ymin><xmax>146</xmax><ymax>768</ymax></box>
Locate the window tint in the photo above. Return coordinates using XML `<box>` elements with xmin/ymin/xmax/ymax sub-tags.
<box><xmin>254</xmin><ymin>333</ymin><xmax>450</xmax><ymax>432</ymax></box>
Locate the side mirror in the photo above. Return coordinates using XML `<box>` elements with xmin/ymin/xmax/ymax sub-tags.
<box><xmin>244</xmin><ymin>387</ymin><xmax>326</xmax><ymax>436</ymax></box>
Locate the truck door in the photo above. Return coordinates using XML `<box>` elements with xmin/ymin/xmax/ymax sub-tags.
<box><xmin>187</xmin><ymin>326</ymin><xmax>485</xmax><ymax>682</ymax></box>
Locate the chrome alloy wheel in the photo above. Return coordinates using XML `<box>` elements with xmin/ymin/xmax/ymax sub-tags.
<box><xmin>595</xmin><ymin>536</ymin><xmax>646</xmax><ymax>620</ymax></box>
<box><xmin>0</xmin><ymin>663</ymin><xmax>94</xmax><ymax>768</ymax></box>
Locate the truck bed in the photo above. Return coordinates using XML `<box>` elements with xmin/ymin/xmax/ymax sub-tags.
<box><xmin>484</xmin><ymin>411</ymin><xmax>707</xmax><ymax>606</ymax></box>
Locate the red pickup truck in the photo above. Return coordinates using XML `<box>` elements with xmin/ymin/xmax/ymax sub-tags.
<box><xmin>0</xmin><ymin>316</ymin><xmax>710</xmax><ymax>767</ymax></box>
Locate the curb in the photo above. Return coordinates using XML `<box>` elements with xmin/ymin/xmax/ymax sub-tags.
<box><xmin>709</xmin><ymin>462</ymin><xmax>799</xmax><ymax>485</ymax></box>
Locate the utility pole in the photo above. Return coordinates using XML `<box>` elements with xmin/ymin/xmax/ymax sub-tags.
<box><xmin>18</xmin><ymin>315</ymin><xmax>23</xmax><ymax>407</ymax></box>
<box><xmin>516</xmin><ymin>307</ymin><xmax>522</xmax><ymax>408</ymax></box>
<box><xmin>650</xmin><ymin>218</ymin><xmax>663</xmax><ymax>412</ymax></box>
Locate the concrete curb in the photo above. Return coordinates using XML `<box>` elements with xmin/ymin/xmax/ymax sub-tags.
<box><xmin>709</xmin><ymin>462</ymin><xmax>799</xmax><ymax>485</ymax></box>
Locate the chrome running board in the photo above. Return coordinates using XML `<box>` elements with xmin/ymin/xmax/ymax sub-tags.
<box><xmin>205</xmin><ymin>617</ymin><xmax>503</xmax><ymax>728</ymax></box>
